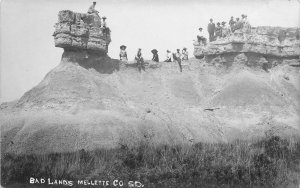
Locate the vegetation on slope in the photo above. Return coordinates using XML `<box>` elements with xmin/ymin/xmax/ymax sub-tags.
<box><xmin>1</xmin><ymin>135</ymin><xmax>300</xmax><ymax>188</ymax></box>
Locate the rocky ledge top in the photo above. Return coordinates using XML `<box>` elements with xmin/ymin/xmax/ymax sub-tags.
<box><xmin>194</xmin><ymin>26</ymin><xmax>300</xmax><ymax>60</ymax></box>
<box><xmin>53</xmin><ymin>10</ymin><xmax>111</xmax><ymax>54</ymax></box>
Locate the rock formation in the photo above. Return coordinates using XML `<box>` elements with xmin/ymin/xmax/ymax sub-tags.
<box><xmin>1</xmin><ymin>11</ymin><xmax>299</xmax><ymax>155</ymax></box>
<box><xmin>53</xmin><ymin>10</ymin><xmax>111</xmax><ymax>54</ymax></box>
<box><xmin>194</xmin><ymin>26</ymin><xmax>300</xmax><ymax>67</ymax></box>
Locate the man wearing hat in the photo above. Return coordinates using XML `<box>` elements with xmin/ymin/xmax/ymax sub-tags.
<box><xmin>207</xmin><ymin>18</ymin><xmax>215</xmax><ymax>42</ymax></box>
<box><xmin>119</xmin><ymin>45</ymin><xmax>128</xmax><ymax>62</ymax></box>
<box><xmin>173</xmin><ymin>49</ymin><xmax>182</xmax><ymax>72</ymax></box>
<box><xmin>182</xmin><ymin>48</ymin><xmax>189</xmax><ymax>61</ymax></box>
<box><xmin>164</xmin><ymin>50</ymin><xmax>172</xmax><ymax>62</ymax></box>
<box><xmin>151</xmin><ymin>49</ymin><xmax>159</xmax><ymax>62</ymax></box>
<box><xmin>87</xmin><ymin>2</ymin><xmax>101</xmax><ymax>27</ymax></box>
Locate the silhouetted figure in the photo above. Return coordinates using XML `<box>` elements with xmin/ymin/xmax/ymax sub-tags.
<box><xmin>151</xmin><ymin>49</ymin><xmax>159</xmax><ymax>62</ymax></box>
<box><xmin>207</xmin><ymin>18</ymin><xmax>215</xmax><ymax>42</ymax></box>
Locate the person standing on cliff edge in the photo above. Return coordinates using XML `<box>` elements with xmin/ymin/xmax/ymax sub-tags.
<box><xmin>88</xmin><ymin>2</ymin><xmax>101</xmax><ymax>27</ymax></box>
<box><xmin>119</xmin><ymin>45</ymin><xmax>128</xmax><ymax>62</ymax></box>
<box><xmin>135</xmin><ymin>48</ymin><xmax>145</xmax><ymax>72</ymax></box>
<box><xmin>173</xmin><ymin>49</ymin><xmax>182</xmax><ymax>72</ymax></box>
<box><xmin>207</xmin><ymin>18</ymin><xmax>215</xmax><ymax>42</ymax></box>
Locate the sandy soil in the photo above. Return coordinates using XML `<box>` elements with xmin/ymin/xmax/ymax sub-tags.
<box><xmin>1</xmin><ymin>56</ymin><xmax>299</xmax><ymax>154</ymax></box>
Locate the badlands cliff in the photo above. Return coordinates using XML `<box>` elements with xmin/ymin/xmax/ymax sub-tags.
<box><xmin>194</xmin><ymin>26</ymin><xmax>300</xmax><ymax>66</ymax></box>
<box><xmin>1</xmin><ymin>10</ymin><xmax>300</xmax><ymax>154</ymax></box>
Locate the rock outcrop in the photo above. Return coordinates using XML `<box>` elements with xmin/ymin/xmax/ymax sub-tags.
<box><xmin>1</xmin><ymin>11</ymin><xmax>300</xmax><ymax>155</ymax></box>
<box><xmin>194</xmin><ymin>26</ymin><xmax>300</xmax><ymax>67</ymax></box>
<box><xmin>53</xmin><ymin>10</ymin><xmax>111</xmax><ymax>54</ymax></box>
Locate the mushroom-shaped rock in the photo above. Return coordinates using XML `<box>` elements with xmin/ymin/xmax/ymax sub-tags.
<box><xmin>53</xmin><ymin>10</ymin><xmax>111</xmax><ymax>54</ymax></box>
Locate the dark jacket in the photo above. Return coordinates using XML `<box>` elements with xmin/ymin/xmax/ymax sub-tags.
<box><xmin>207</xmin><ymin>22</ymin><xmax>215</xmax><ymax>33</ymax></box>
<box><xmin>152</xmin><ymin>54</ymin><xmax>159</xmax><ymax>62</ymax></box>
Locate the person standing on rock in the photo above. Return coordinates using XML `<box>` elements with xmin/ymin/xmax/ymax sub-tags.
<box><xmin>221</xmin><ymin>22</ymin><xmax>230</xmax><ymax>38</ymax></box>
<box><xmin>234</xmin><ymin>17</ymin><xmax>243</xmax><ymax>32</ymax></box>
<box><xmin>215</xmin><ymin>22</ymin><xmax>222</xmax><ymax>40</ymax></box>
<box><xmin>87</xmin><ymin>2</ymin><xmax>101</xmax><ymax>27</ymax></box>
<box><xmin>135</xmin><ymin>48</ymin><xmax>145</xmax><ymax>72</ymax></box>
<box><xmin>164</xmin><ymin>50</ymin><xmax>172</xmax><ymax>62</ymax></box>
<box><xmin>119</xmin><ymin>45</ymin><xmax>128</xmax><ymax>62</ymax></box>
<box><xmin>229</xmin><ymin>16</ymin><xmax>235</xmax><ymax>32</ymax></box>
<box><xmin>174</xmin><ymin>49</ymin><xmax>182</xmax><ymax>72</ymax></box>
<box><xmin>102</xmin><ymin>17</ymin><xmax>110</xmax><ymax>36</ymax></box>
<box><xmin>182</xmin><ymin>48</ymin><xmax>189</xmax><ymax>61</ymax></box>
<box><xmin>241</xmin><ymin>14</ymin><xmax>251</xmax><ymax>33</ymax></box>
<box><xmin>207</xmin><ymin>18</ymin><xmax>215</xmax><ymax>42</ymax></box>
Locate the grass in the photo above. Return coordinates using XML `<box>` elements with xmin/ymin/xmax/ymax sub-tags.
<box><xmin>1</xmin><ymin>135</ymin><xmax>300</xmax><ymax>188</ymax></box>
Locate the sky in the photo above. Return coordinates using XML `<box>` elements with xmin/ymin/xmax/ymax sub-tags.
<box><xmin>0</xmin><ymin>0</ymin><xmax>299</xmax><ymax>102</ymax></box>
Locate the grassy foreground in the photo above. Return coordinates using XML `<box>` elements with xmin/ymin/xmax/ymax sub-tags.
<box><xmin>1</xmin><ymin>136</ymin><xmax>300</xmax><ymax>188</ymax></box>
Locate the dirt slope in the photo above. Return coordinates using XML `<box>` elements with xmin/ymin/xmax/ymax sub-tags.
<box><xmin>1</xmin><ymin>54</ymin><xmax>299</xmax><ymax>154</ymax></box>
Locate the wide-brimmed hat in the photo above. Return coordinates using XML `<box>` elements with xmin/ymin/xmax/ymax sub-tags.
<box><xmin>120</xmin><ymin>45</ymin><xmax>126</xmax><ymax>49</ymax></box>
<box><xmin>102</xmin><ymin>16</ymin><xmax>107</xmax><ymax>19</ymax></box>
<box><xmin>167</xmin><ymin>50</ymin><xmax>171</xmax><ymax>52</ymax></box>
<box><xmin>199</xmin><ymin>27</ymin><xmax>203</xmax><ymax>30</ymax></box>
<box><xmin>151</xmin><ymin>49</ymin><xmax>158</xmax><ymax>53</ymax></box>
<box><xmin>177</xmin><ymin>49</ymin><xmax>180</xmax><ymax>51</ymax></box>
<box><xmin>241</xmin><ymin>14</ymin><xmax>247</xmax><ymax>18</ymax></box>
<box><xmin>183</xmin><ymin>47</ymin><xmax>187</xmax><ymax>50</ymax></box>
<box><xmin>221</xmin><ymin>21</ymin><xmax>226</xmax><ymax>25</ymax></box>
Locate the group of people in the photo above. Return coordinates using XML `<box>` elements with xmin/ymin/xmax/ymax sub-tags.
<box><xmin>89</xmin><ymin>3</ymin><xmax>252</xmax><ymax>73</ymax></box>
<box><xmin>119</xmin><ymin>46</ymin><xmax>189</xmax><ymax>72</ymax></box>
<box><xmin>197</xmin><ymin>14</ymin><xmax>251</xmax><ymax>44</ymax></box>
<box><xmin>228</xmin><ymin>14</ymin><xmax>251</xmax><ymax>33</ymax></box>
<box><xmin>88</xmin><ymin>2</ymin><xmax>110</xmax><ymax>35</ymax></box>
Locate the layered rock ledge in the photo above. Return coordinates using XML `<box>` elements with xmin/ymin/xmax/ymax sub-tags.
<box><xmin>194</xmin><ymin>26</ymin><xmax>300</xmax><ymax>66</ymax></box>
<box><xmin>53</xmin><ymin>10</ymin><xmax>111</xmax><ymax>54</ymax></box>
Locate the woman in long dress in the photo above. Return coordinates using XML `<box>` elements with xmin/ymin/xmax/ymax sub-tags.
<box><xmin>119</xmin><ymin>45</ymin><xmax>128</xmax><ymax>62</ymax></box>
